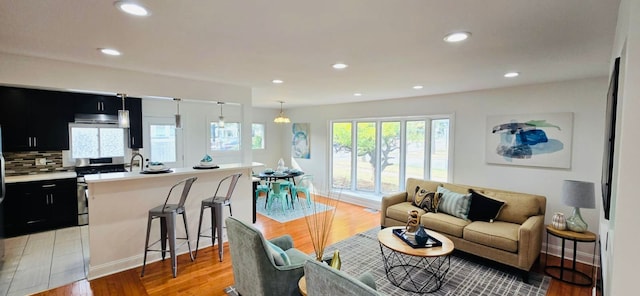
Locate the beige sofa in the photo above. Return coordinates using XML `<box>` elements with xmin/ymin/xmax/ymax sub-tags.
<box><xmin>381</xmin><ymin>178</ymin><xmax>546</xmax><ymax>280</ymax></box>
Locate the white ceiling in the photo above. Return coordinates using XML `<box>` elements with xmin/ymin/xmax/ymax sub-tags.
<box><xmin>0</xmin><ymin>0</ymin><xmax>620</xmax><ymax>108</ymax></box>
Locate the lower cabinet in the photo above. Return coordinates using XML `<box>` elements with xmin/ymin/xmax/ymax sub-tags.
<box><xmin>2</xmin><ymin>178</ymin><xmax>78</xmax><ymax>237</ymax></box>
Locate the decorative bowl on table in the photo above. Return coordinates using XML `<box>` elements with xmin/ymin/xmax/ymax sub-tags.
<box><xmin>263</xmin><ymin>168</ymin><xmax>275</xmax><ymax>175</ymax></box>
<box><xmin>199</xmin><ymin>161</ymin><xmax>217</xmax><ymax>167</ymax></box>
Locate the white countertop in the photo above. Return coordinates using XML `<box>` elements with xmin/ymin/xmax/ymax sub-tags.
<box><xmin>84</xmin><ymin>162</ymin><xmax>264</xmax><ymax>183</ymax></box>
<box><xmin>5</xmin><ymin>171</ymin><xmax>77</xmax><ymax>183</ymax></box>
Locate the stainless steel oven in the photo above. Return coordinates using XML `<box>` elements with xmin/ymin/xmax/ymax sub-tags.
<box><xmin>74</xmin><ymin>157</ymin><xmax>126</xmax><ymax>226</ymax></box>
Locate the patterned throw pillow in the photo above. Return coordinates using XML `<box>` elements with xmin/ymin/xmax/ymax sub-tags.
<box><xmin>412</xmin><ymin>186</ymin><xmax>440</xmax><ymax>212</ymax></box>
<box><xmin>436</xmin><ymin>186</ymin><xmax>472</xmax><ymax>220</ymax></box>
<box><xmin>412</xmin><ymin>186</ymin><xmax>430</xmax><ymax>207</ymax></box>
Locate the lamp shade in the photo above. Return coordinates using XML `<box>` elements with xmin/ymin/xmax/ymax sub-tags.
<box><xmin>562</xmin><ymin>180</ymin><xmax>596</xmax><ymax>209</ymax></box>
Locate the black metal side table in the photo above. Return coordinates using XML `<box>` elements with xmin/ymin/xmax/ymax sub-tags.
<box><xmin>544</xmin><ymin>224</ymin><xmax>596</xmax><ymax>286</ymax></box>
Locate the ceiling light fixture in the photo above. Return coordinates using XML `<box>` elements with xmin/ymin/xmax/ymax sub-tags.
<box><xmin>504</xmin><ymin>72</ymin><xmax>520</xmax><ymax>78</ymax></box>
<box><xmin>99</xmin><ymin>48</ymin><xmax>121</xmax><ymax>56</ymax></box>
<box><xmin>218</xmin><ymin>102</ymin><xmax>225</xmax><ymax>128</ymax></box>
<box><xmin>332</xmin><ymin>63</ymin><xmax>348</xmax><ymax>69</ymax></box>
<box><xmin>443</xmin><ymin>32</ymin><xmax>471</xmax><ymax>43</ymax></box>
<box><xmin>115</xmin><ymin>1</ymin><xmax>149</xmax><ymax>16</ymax></box>
<box><xmin>272</xmin><ymin>79</ymin><xmax>284</xmax><ymax>84</ymax></box>
<box><xmin>273</xmin><ymin>101</ymin><xmax>291</xmax><ymax>123</ymax></box>
<box><xmin>354</xmin><ymin>93</ymin><xmax>362</xmax><ymax>96</ymax></box>
<box><xmin>117</xmin><ymin>93</ymin><xmax>130</xmax><ymax>128</ymax></box>
<box><xmin>413</xmin><ymin>85</ymin><xmax>424</xmax><ymax>90</ymax></box>
<box><xmin>174</xmin><ymin>98</ymin><xmax>182</xmax><ymax>129</ymax></box>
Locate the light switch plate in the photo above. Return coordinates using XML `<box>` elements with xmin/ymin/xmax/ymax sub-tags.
<box><xmin>36</xmin><ymin>158</ymin><xmax>47</xmax><ymax>166</ymax></box>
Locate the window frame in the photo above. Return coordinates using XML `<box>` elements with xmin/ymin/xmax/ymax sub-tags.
<box><xmin>69</xmin><ymin>123</ymin><xmax>125</xmax><ymax>159</ymax></box>
<box><xmin>329</xmin><ymin>115</ymin><xmax>453</xmax><ymax>199</ymax></box>
<box><xmin>251</xmin><ymin>123</ymin><xmax>266</xmax><ymax>150</ymax></box>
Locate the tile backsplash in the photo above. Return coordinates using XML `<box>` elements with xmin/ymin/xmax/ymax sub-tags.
<box><xmin>3</xmin><ymin>151</ymin><xmax>74</xmax><ymax>176</ymax></box>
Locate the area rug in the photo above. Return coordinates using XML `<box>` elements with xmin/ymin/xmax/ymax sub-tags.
<box><xmin>255</xmin><ymin>196</ymin><xmax>334</xmax><ymax>223</ymax></box>
<box><xmin>319</xmin><ymin>227</ymin><xmax>550</xmax><ymax>296</ymax></box>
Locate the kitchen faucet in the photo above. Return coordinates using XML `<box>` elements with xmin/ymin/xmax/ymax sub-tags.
<box><xmin>130</xmin><ymin>153</ymin><xmax>145</xmax><ymax>172</ymax></box>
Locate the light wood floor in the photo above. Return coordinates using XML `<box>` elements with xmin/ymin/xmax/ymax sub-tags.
<box><xmin>34</xmin><ymin>196</ymin><xmax>595</xmax><ymax>296</ymax></box>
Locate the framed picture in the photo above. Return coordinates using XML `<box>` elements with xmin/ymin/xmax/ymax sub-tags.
<box><xmin>485</xmin><ymin>112</ymin><xmax>573</xmax><ymax>168</ymax></box>
<box><xmin>292</xmin><ymin>123</ymin><xmax>310</xmax><ymax>159</ymax></box>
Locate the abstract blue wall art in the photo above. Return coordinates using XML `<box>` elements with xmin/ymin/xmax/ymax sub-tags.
<box><xmin>486</xmin><ymin>112</ymin><xmax>573</xmax><ymax>168</ymax></box>
<box><xmin>292</xmin><ymin>123</ymin><xmax>310</xmax><ymax>159</ymax></box>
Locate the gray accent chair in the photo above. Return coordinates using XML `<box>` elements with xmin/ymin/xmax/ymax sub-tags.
<box><xmin>226</xmin><ymin>216</ymin><xmax>310</xmax><ymax>296</ymax></box>
<box><xmin>304</xmin><ymin>259</ymin><xmax>384</xmax><ymax>296</ymax></box>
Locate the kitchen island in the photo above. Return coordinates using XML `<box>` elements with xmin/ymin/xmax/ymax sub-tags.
<box><xmin>84</xmin><ymin>162</ymin><xmax>262</xmax><ymax>279</ymax></box>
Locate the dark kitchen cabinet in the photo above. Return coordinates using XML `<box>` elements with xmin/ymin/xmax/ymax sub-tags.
<box><xmin>74</xmin><ymin>93</ymin><xmax>122</xmax><ymax>115</ymax></box>
<box><xmin>2</xmin><ymin>178</ymin><xmax>77</xmax><ymax>237</ymax></box>
<box><xmin>0</xmin><ymin>86</ymin><xmax>74</xmax><ymax>151</ymax></box>
<box><xmin>126</xmin><ymin>97</ymin><xmax>143</xmax><ymax>148</ymax></box>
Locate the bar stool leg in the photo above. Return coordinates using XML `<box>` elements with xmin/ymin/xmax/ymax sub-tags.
<box><xmin>214</xmin><ymin>203</ymin><xmax>224</xmax><ymax>262</ymax></box>
<box><xmin>160</xmin><ymin>217</ymin><xmax>167</xmax><ymax>261</ymax></box>
<box><xmin>141</xmin><ymin>214</ymin><xmax>153</xmax><ymax>277</ymax></box>
<box><xmin>181</xmin><ymin>210</ymin><xmax>194</xmax><ymax>261</ymax></box>
<box><xmin>167</xmin><ymin>213</ymin><xmax>178</xmax><ymax>278</ymax></box>
<box><xmin>195</xmin><ymin>203</ymin><xmax>206</xmax><ymax>258</ymax></box>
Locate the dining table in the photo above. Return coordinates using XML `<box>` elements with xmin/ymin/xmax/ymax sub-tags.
<box><xmin>253</xmin><ymin>170</ymin><xmax>305</xmax><ymax>215</ymax></box>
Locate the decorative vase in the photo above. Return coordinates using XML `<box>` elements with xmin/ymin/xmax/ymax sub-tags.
<box><xmin>330</xmin><ymin>250</ymin><xmax>342</xmax><ymax>270</ymax></box>
<box><xmin>552</xmin><ymin>212</ymin><xmax>567</xmax><ymax>230</ymax></box>
<box><xmin>415</xmin><ymin>225</ymin><xmax>428</xmax><ymax>246</ymax></box>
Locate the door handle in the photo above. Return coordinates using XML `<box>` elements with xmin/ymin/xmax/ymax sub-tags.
<box><xmin>42</xmin><ymin>184</ymin><xmax>56</xmax><ymax>188</ymax></box>
<box><xmin>28</xmin><ymin>137</ymin><xmax>31</xmax><ymax>147</ymax></box>
<box><xmin>33</xmin><ymin>137</ymin><xmax>37</xmax><ymax>147</ymax></box>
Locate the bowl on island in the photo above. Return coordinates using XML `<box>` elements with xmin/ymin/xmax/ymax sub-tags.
<box><xmin>147</xmin><ymin>162</ymin><xmax>165</xmax><ymax>171</ymax></box>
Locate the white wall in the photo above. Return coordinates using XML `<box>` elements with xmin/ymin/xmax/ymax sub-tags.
<box><xmin>283</xmin><ymin>77</ymin><xmax>607</xmax><ymax>261</ymax></box>
<box><xmin>603</xmin><ymin>0</ymin><xmax>640</xmax><ymax>295</ymax></box>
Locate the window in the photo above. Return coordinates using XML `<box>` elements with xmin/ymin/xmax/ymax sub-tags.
<box><xmin>149</xmin><ymin>124</ymin><xmax>176</xmax><ymax>163</ymax></box>
<box><xmin>211</xmin><ymin>122</ymin><xmax>241</xmax><ymax>151</ymax></box>
<box><xmin>330</xmin><ymin>117</ymin><xmax>451</xmax><ymax>199</ymax></box>
<box><xmin>70</xmin><ymin>125</ymin><xmax>124</xmax><ymax>158</ymax></box>
<box><xmin>252</xmin><ymin>123</ymin><xmax>265</xmax><ymax>149</ymax></box>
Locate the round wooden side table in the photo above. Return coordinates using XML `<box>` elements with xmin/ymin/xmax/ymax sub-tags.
<box><xmin>298</xmin><ymin>276</ymin><xmax>307</xmax><ymax>296</ymax></box>
<box><xmin>544</xmin><ymin>224</ymin><xmax>596</xmax><ymax>286</ymax></box>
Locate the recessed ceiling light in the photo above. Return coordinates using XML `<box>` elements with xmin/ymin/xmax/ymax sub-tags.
<box><xmin>99</xmin><ymin>48</ymin><xmax>121</xmax><ymax>56</ymax></box>
<box><xmin>332</xmin><ymin>63</ymin><xmax>348</xmax><ymax>69</ymax></box>
<box><xmin>413</xmin><ymin>85</ymin><xmax>424</xmax><ymax>90</ymax></box>
<box><xmin>115</xmin><ymin>1</ymin><xmax>149</xmax><ymax>16</ymax></box>
<box><xmin>443</xmin><ymin>32</ymin><xmax>471</xmax><ymax>43</ymax></box>
<box><xmin>272</xmin><ymin>79</ymin><xmax>284</xmax><ymax>84</ymax></box>
<box><xmin>504</xmin><ymin>72</ymin><xmax>520</xmax><ymax>78</ymax></box>
<box><xmin>354</xmin><ymin>93</ymin><xmax>362</xmax><ymax>96</ymax></box>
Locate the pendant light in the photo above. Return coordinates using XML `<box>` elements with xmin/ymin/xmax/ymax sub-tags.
<box><xmin>117</xmin><ymin>93</ymin><xmax>130</xmax><ymax>128</ymax></box>
<box><xmin>274</xmin><ymin>101</ymin><xmax>291</xmax><ymax>123</ymax></box>
<box><xmin>174</xmin><ymin>98</ymin><xmax>182</xmax><ymax>129</ymax></box>
<box><xmin>218</xmin><ymin>102</ymin><xmax>225</xmax><ymax>128</ymax></box>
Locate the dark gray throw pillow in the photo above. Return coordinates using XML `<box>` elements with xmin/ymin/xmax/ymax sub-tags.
<box><xmin>467</xmin><ymin>189</ymin><xmax>506</xmax><ymax>222</ymax></box>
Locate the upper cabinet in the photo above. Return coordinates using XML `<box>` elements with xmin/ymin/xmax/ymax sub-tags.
<box><xmin>0</xmin><ymin>86</ymin><xmax>144</xmax><ymax>152</ymax></box>
<box><xmin>126</xmin><ymin>97</ymin><xmax>143</xmax><ymax>149</ymax></box>
<box><xmin>73</xmin><ymin>93</ymin><xmax>122</xmax><ymax>115</ymax></box>
<box><xmin>0</xmin><ymin>86</ymin><xmax>74</xmax><ymax>151</ymax></box>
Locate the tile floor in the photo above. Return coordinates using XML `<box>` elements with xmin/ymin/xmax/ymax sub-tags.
<box><xmin>0</xmin><ymin>226</ymin><xmax>89</xmax><ymax>296</ymax></box>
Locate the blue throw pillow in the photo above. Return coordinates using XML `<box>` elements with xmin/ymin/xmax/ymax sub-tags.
<box><xmin>436</xmin><ymin>186</ymin><xmax>471</xmax><ymax>220</ymax></box>
<box><xmin>266</xmin><ymin>241</ymin><xmax>291</xmax><ymax>266</ymax></box>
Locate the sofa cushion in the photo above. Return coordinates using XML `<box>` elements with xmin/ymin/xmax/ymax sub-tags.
<box><xmin>463</xmin><ymin>221</ymin><xmax>519</xmax><ymax>253</ymax></box>
<box><xmin>437</xmin><ymin>186</ymin><xmax>471</xmax><ymax>220</ymax></box>
<box><xmin>386</xmin><ymin>202</ymin><xmax>427</xmax><ymax>224</ymax></box>
<box><xmin>482</xmin><ymin>190</ymin><xmax>540</xmax><ymax>224</ymax></box>
<box><xmin>421</xmin><ymin>212</ymin><xmax>470</xmax><ymax>238</ymax></box>
<box><xmin>467</xmin><ymin>189</ymin><xmax>506</xmax><ymax>222</ymax></box>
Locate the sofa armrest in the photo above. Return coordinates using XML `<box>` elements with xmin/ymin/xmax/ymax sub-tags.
<box><xmin>269</xmin><ymin>234</ymin><xmax>294</xmax><ymax>250</ymax></box>
<box><xmin>518</xmin><ymin>215</ymin><xmax>545</xmax><ymax>270</ymax></box>
<box><xmin>380</xmin><ymin>192</ymin><xmax>408</xmax><ymax>226</ymax></box>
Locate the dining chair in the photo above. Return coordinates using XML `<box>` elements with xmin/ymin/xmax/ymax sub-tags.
<box><xmin>267</xmin><ymin>181</ymin><xmax>289</xmax><ymax>214</ymax></box>
<box><xmin>195</xmin><ymin>173</ymin><xmax>242</xmax><ymax>261</ymax></box>
<box><xmin>291</xmin><ymin>175</ymin><xmax>313</xmax><ymax>208</ymax></box>
<box><xmin>255</xmin><ymin>179</ymin><xmax>270</xmax><ymax>208</ymax></box>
